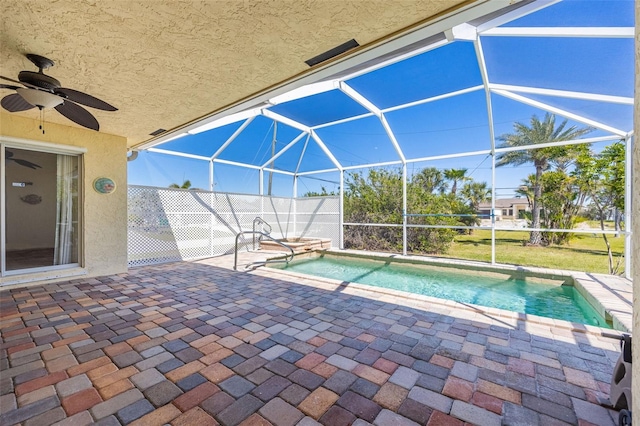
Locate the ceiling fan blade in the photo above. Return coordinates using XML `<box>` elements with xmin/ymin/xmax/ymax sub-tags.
<box><xmin>0</xmin><ymin>75</ymin><xmax>41</xmax><ymax>90</ymax></box>
<box><xmin>1</xmin><ymin>93</ymin><xmax>36</xmax><ymax>112</ymax></box>
<box><xmin>12</xmin><ymin>158</ymin><xmax>42</xmax><ymax>169</ymax></box>
<box><xmin>0</xmin><ymin>75</ymin><xmax>24</xmax><ymax>85</ymax></box>
<box><xmin>55</xmin><ymin>101</ymin><xmax>100</xmax><ymax>131</ymax></box>
<box><xmin>0</xmin><ymin>84</ymin><xmax>20</xmax><ymax>90</ymax></box>
<box><xmin>55</xmin><ymin>88</ymin><xmax>117</xmax><ymax>111</ymax></box>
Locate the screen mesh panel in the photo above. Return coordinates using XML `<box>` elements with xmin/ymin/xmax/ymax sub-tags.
<box><xmin>128</xmin><ymin>185</ymin><xmax>339</xmax><ymax>267</ymax></box>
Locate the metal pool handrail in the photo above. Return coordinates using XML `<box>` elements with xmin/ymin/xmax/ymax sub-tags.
<box><xmin>253</xmin><ymin>217</ymin><xmax>272</xmax><ymax>250</ymax></box>
<box><xmin>234</xmin><ymin>230</ymin><xmax>294</xmax><ymax>271</ymax></box>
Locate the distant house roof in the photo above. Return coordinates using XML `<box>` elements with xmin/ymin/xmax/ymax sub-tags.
<box><xmin>478</xmin><ymin>198</ymin><xmax>530</xmax><ymax>209</ymax></box>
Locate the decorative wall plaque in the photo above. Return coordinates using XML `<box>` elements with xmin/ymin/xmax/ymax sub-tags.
<box><xmin>20</xmin><ymin>194</ymin><xmax>42</xmax><ymax>204</ymax></box>
<box><xmin>93</xmin><ymin>177</ymin><xmax>116</xmax><ymax>194</ymax></box>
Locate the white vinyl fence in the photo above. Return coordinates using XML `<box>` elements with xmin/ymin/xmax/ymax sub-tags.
<box><xmin>127</xmin><ymin>185</ymin><xmax>340</xmax><ymax>267</ymax></box>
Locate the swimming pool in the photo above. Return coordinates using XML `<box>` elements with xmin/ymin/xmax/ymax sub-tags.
<box><xmin>274</xmin><ymin>253</ymin><xmax>610</xmax><ymax>328</ymax></box>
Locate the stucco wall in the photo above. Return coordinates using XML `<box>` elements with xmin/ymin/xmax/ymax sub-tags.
<box><xmin>0</xmin><ymin>112</ymin><xmax>128</xmax><ymax>279</ymax></box>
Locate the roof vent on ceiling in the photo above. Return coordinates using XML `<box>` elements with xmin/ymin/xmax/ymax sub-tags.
<box><xmin>149</xmin><ymin>128</ymin><xmax>167</xmax><ymax>136</ymax></box>
<box><xmin>305</xmin><ymin>39</ymin><xmax>360</xmax><ymax>67</ymax></box>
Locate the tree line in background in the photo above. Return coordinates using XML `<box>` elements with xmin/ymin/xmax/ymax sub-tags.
<box><xmin>342</xmin><ymin>167</ymin><xmax>488</xmax><ymax>254</ymax></box>
<box><xmin>313</xmin><ymin>113</ymin><xmax>625</xmax><ymax>274</ymax></box>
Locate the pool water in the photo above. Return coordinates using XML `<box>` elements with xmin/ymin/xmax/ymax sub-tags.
<box><xmin>276</xmin><ymin>255</ymin><xmax>610</xmax><ymax>328</ymax></box>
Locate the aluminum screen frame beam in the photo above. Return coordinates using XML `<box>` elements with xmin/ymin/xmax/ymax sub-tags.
<box><xmin>494</xmin><ymin>135</ymin><xmax>622</xmax><ymax>154</ymax></box>
<box><xmin>474</xmin><ymin>0</ymin><xmax>561</xmax><ymax>33</ymax></box>
<box><xmin>382</xmin><ymin>85</ymin><xmax>485</xmax><ymax>114</ymax></box>
<box><xmin>213</xmin><ymin>158</ymin><xmax>262</xmax><ymax>170</ymax></box>
<box><xmin>262</xmin><ymin>110</ymin><xmax>311</xmax><ymax>133</ymax></box>
<box><xmin>342</xmin><ymin>160</ymin><xmax>404</xmax><ymax>171</ymax></box>
<box><xmin>311</xmin><ymin>113</ymin><xmax>376</xmax><ymax>130</ymax></box>
<box><xmin>473</xmin><ymin>33</ymin><xmax>499</xmax><ymax>264</ymax></box>
<box><xmin>489</xmin><ymin>84</ymin><xmax>634</xmax><ymax>105</ymax></box>
<box><xmin>297</xmin><ymin>168</ymin><xmax>341</xmax><ymax>177</ymax></box>
<box><xmin>310</xmin><ymin>130</ymin><xmax>344</xmax><ymax>171</ymax></box>
<box><xmin>269</xmin><ymin>81</ymin><xmax>338</xmax><ymax>105</ymax></box>
<box><xmin>339</xmin><ymin>82</ymin><xmax>407</xmax><ymax>164</ymax></box>
<box><xmin>492</xmin><ymin>89</ymin><xmax>628</xmax><ymax>137</ymax></box>
<box><xmin>147</xmin><ymin>148</ymin><xmax>211</xmax><ymax>161</ymax></box>
<box><xmin>480</xmin><ymin>27</ymin><xmax>634</xmax><ymax>38</ymax></box>
<box><xmin>188</xmin><ymin>108</ymin><xmax>261</xmax><ymax>136</ymax></box>
<box><xmin>211</xmin><ymin>117</ymin><xmax>256</xmax><ymax>160</ymax></box>
<box><xmin>209</xmin><ymin>160</ymin><xmax>214</xmax><ymax>191</ymax></box>
<box><xmin>260</xmin><ymin>132</ymin><xmax>308</xmax><ymax>169</ymax></box>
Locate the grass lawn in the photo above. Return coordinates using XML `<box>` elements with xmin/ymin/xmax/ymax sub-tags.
<box><xmin>579</xmin><ymin>220</ymin><xmax>619</xmax><ymax>230</ymax></box>
<box><xmin>439</xmin><ymin>230</ymin><xmax>625</xmax><ymax>274</ymax></box>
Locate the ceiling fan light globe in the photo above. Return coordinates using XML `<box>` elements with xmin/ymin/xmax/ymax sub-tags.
<box><xmin>16</xmin><ymin>88</ymin><xmax>63</xmax><ymax>109</ymax></box>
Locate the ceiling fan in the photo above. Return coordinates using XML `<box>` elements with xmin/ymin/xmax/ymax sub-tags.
<box><xmin>0</xmin><ymin>53</ymin><xmax>117</xmax><ymax>131</ymax></box>
<box><xmin>5</xmin><ymin>150</ymin><xmax>41</xmax><ymax>170</ymax></box>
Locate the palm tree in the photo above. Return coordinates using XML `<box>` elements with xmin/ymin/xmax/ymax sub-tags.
<box><xmin>460</xmin><ymin>181</ymin><xmax>490</xmax><ymax>212</ymax></box>
<box><xmin>460</xmin><ymin>181</ymin><xmax>490</xmax><ymax>233</ymax></box>
<box><xmin>515</xmin><ymin>175</ymin><xmax>535</xmax><ymax>218</ymax></box>
<box><xmin>496</xmin><ymin>113</ymin><xmax>593</xmax><ymax>245</ymax></box>
<box><xmin>444</xmin><ymin>168</ymin><xmax>469</xmax><ymax>195</ymax></box>
<box><xmin>169</xmin><ymin>179</ymin><xmax>192</xmax><ymax>189</ymax></box>
<box><xmin>412</xmin><ymin>167</ymin><xmax>447</xmax><ymax>194</ymax></box>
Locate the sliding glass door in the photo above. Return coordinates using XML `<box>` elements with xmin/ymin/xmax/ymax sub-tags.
<box><xmin>1</xmin><ymin>143</ymin><xmax>81</xmax><ymax>277</ymax></box>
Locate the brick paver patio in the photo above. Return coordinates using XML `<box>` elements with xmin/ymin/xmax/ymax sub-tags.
<box><xmin>0</xmin><ymin>257</ymin><xmax>624</xmax><ymax>425</ymax></box>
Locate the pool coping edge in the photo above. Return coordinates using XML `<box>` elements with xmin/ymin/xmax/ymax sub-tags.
<box><xmin>263</xmin><ymin>249</ymin><xmax>632</xmax><ymax>334</ymax></box>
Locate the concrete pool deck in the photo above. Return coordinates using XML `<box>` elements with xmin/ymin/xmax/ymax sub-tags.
<box><xmin>0</xmin><ymin>251</ymin><xmax>630</xmax><ymax>426</ymax></box>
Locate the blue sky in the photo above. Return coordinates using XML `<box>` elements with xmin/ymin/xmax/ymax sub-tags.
<box><xmin>128</xmin><ymin>0</ymin><xmax>634</xmax><ymax>198</ymax></box>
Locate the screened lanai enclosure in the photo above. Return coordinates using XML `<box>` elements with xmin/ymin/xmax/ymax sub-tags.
<box><xmin>128</xmin><ymin>0</ymin><xmax>634</xmax><ymax>278</ymax></box>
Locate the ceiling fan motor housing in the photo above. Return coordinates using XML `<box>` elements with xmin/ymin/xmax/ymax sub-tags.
<box><xmin>18</xmin><ymin>71</ymin><xmax>61</xmax><ymax>90</ymax></box>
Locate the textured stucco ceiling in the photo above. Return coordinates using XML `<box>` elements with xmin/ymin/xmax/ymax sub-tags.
<box><xmin>0</xmin><ymin>0</ymin><xmax>473</xmax><ymax>148</ymax></box>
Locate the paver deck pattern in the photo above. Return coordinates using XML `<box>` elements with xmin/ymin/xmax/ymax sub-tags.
<box><xmin>0</xmin><ymin>255</ymin><xmax>625</xmax><ymax>425</ymax></box>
